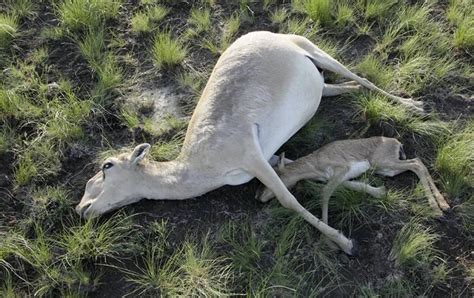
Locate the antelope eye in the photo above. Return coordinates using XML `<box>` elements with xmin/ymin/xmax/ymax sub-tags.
<box><xmin>103</xmin><ymin>162</ymin><xmax>114</xmax><ymax>170</ymax></box>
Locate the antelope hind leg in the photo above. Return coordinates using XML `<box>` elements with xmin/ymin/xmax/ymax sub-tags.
<box><xmin>323</xmin><ymin>81</ymin><xmax>362</xmax><ymax>97</ymax></box>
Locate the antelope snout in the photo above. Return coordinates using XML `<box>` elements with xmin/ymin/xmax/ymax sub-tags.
<box><xmin>75</xmin><ymin>201</ymin><xmax>93</xmax><ymax>218</ymax></box>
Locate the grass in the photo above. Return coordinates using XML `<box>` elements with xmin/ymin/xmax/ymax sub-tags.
<box><xmin>59</xmin><ymin>214</ymin><xmax>135</xmax><ymax>262</ymax></box>
<box><xmin>364</xmin><ymin>0</ymin><xmax>397</xmax><ymax>20</ymax></box>
<box><xmin>0</xmin><ymin>14</ymin><xmax>18</xmax><ymax>49</ymax></box>
<box><xmin>1</xmin><ymin>0</ymin><xmax>473</xmax><ymax>296</ymax></box>
<box><xmin>293</xmin><ymin>0</ymin><xmax>333</xmax><ymax>26</ymax></box>
<box><xmin>150</xmin><ymin>139</ymin><xmax>182</xmax><ymax>161</ymax></box>
<box><xmin>151</xmin><ymin>31</ymin><xmax>187</xmax><ymax>69</ymax></box>
<box><xmin>57</xmin><ymin>0</ymin><xmax>122</xmax><ymax>31</ymax></box>
<box><xmin>389</xmin><ymin>220</ymin><xmax>439</xmax><ymax>269</ymax></box>
<box><xmin>270</xmin><ymin>8</ymin><xmax>289</xmax><ymax>25</ymax></box>
<box><xmin>188</xmin><ymin>8</ymin><xmax>211</xmax><ymax>34</ymax></box>
<box><xmin>201</xmin><ymin>13</ymin><xmax>240</xmax><ymax>55</ymax></box>
<box><xmin>131</xmin><ymin>5</ymin><xmax>169</xmax><ymax>33</ymax></box>
<box><xmin>335</xmin><ymin>2</ymin><xmax>354</xmax><ymax>28</ymax></box>
<box><xmin>447</xmin><ymin>0</ymin><xmax>474</xmax><ymax>49</ymax></box>
<box><xmin>125</xmin><ymin>236</ymin><xmax>232</xmax><ymax>296</ymax></box>
<box><xmin>6</xmin><ymin>0</ymin><xmax>36</xmax><ymax>18</ymax></box>
<box><xmin>355</xmin><ymin>93</ymin><xmax>450</xmax><ymax>138</ymax></box>
<box><xmin>435</xmin><ymin>121</ymin><xmax>474</xmax><ymax>198</ymax></box>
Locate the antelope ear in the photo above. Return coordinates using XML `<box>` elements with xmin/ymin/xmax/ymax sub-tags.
<box><xmin>278</xmin><ymin>152</ymin><xmax>286</xmax><ymax>172</ymax></box>
<box><xmin>130</xmin><ymin>143</ymin><xmax>151</xmax><ymax>166</ymax></box>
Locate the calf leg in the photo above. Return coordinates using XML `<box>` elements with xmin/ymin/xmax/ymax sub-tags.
<box><xmin>342</xmin><ymin>181</ymin><xmax>386</xmax><ymax>198</ymax></box>
<box><xmin>375</xmin><ymin>159</ymin><xmax>447</xmax><ymax>216</ymax></box>
<box><xmin>321</xmin><ymin>161</ymin><xmax>371</xmax><ymax>225</ymax></box>
<box><xmin>246</xmin><ymin>129</ymin><xmax>357</xmax><ymax>255</ymax></box>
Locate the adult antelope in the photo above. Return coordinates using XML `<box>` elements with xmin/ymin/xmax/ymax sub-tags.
<box><xmin>76</xmin><ymin>31</ymin><xmax>423</xmax><ymax>255</ymax></box>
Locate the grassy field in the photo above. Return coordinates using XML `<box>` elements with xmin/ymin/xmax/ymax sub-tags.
<box><xmin>0</xmin><ymin>0</ymin><xmax>473</xmax><ymax>296</ymax></box>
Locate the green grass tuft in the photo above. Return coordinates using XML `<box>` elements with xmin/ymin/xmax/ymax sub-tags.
<box><xmin>151</xmin><ymin>31</ymin><xmax>187</xmax><ymax>69</ymax></box>
<box><xmin>131</xmin><ymin>5</ymin><xmax>168</xmax><ymax>33</ymax></box>
<box><xmin>58</xmin><ymin>0</ymin><xmax>122</xmax><ymax>31</ymax></box>
<box><xmin>6</xmin><ymin>0</ymin><xmax>37</xmax><ymax>18</ymax></box>
<box><xmin>270</xmin><ymin>8</ymin><xmax>289</xmax><ymax>25</ymax></box>
<box><xmin>356</xmin><ymin>93</ymin><xmax>450</xmax><ymax>138</ymax></box>
<box><xmin>59</xmin><ymin>214</ymin><xmax>135</xmax><ymax>262</ymax></box>
<box><xmin>150</xmin><ymin>139</ymin><xmax>182</xmax><ymax>161</ymax></box>
<box><xmin>188</xmin><ymin>8</ymin><xmax>211</xmax><ymax>34</ymax></box>
<box><xmin>356</xmin><ymin>54</ymin><xmax>391</xmax><ymax>88</ymax></box>
<box><xmin>0</xmin><ymin>14</ymin><xmax>18</xmax><ymax>49</ymax></box>
<box><xmin>364</xmin><ymin>0</ymin><xmax>397</xmax><ymax>20</ymax></box>
<box><xmin>389</xmin><ymin>220</ymin><xmax>439</xmax><ymax>269</ymax></box>
<box><xmin>294</xmin><ymin>0</ymin><xmax>333</xmax><ymax>26</ymax></box>
<box><xmin>435</xmin><ymin>121</ymin><xmax>474</xmax><ymax>197</ymax></box>
<box><xmin>125</xmin><ymin>236</ymin><xmax>232</xmax><ymax>296</ymax></box>
<box><xmin>335</xmin><ymin>2</ymin><xmax>354</xmax><ymax>28</ymax></box>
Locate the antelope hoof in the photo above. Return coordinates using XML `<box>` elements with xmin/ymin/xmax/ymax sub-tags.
<box><xmin>432</xmin><ymin>208</ymin><xmax>444</xmax><ymax>219</ymax></box>
<box><xmin>342</xmin><ymin>239</ymin><xmax>359</xmax><ymax>256</ymax></box>
<box><xmin>349</xmin><ymin>239</ymin><xmax>359</xmax><ymax>256</ymax></box>
<box><xmin>437</xmin><ymin>197</ymin><xmax>450</xmax><ymax>212</ymax></box>
<box><xmin>255</xmin><ymin>189</ymin><xmax>273</xmax><ymax>203</ymax></box>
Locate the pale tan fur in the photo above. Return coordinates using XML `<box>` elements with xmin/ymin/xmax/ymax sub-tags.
<box><xmin>77</xmin><ymin>32</ymin><xmax>425</xmax><ymax>255</ymax></box>
<box><xmin>257</xmin><ymin>137</ymin><xmax>450</xmax><ymax>225</ymax></box>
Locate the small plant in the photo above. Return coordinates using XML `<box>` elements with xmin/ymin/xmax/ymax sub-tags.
<box><xmin>59</xmin><ymin>214</ymin><xmax>135</xmax><ymax>262</ymax></box>
<box><xmin>435</xmin><ymin>121</ymin><xmax>474</xmax><ymax>197</ymax></box>
<box><xmin>356</xmin><ymin>93</ymin><xmax>449</xmax><ymax>138</ymax></box>
<box><xmin>356</xmin><ymin>54</ymin><xmax>391</xmax><ymax>88</ymax></box>
<box><xmin>335</xmin><ymin>2</ymin><xmax>354</xmax><ymax>28</ymax></box>
<box><xmin>14</xmin><ymin>141</ymin><xmax>62</xmax><ymax>186</ymax></box>
<box><xmin>364</xmin><ymin>0</ymin><xmax>397</xmax><ymax>20</ymax></box>
<box><xmin>121</xmin><ymin>107</ymin><xmax>140</xmax><ymax>130</ymax></box>
<box><xmin>389</xmin><ymin>220</ymin><xmax>439</xmax><ymax>269</ymax></box>
<box><xmin>58</xmin><ymin>0</ymin><xmax>122</xmax><ymax>31</ymax></box>
<box><xmin>282</xmin><ymin>17</ymin><xmax>318</xmax><ymax>39</ymax></box>
<box><xmin>0</xmin><ymin>14</ymin><xmax>18</xmax><ymax>49</ymax></box>
<box><xmin>78</xmin><ymin>27</ymin><xmax>106</xmax><ymax>69</ymax></box>
<box><xmin>270</xmin><ymin>8</ymin><xmax>289</xmax><ymax>25</ymax></box>
<box><xmin>150</xmin><ymin>140</ymin><xmax>182</xmax><ymax>161</ymax></box>
<box><xmin>92</xmin><ymin>53</ymin><xmax>123</xmax><ymax>102</ymax></box>
<box><xmin>131</xmin><ymin>6</ymin><xmax>168</xmax><ymax>33</ymax></box>
<box><xmin>447</xmin><ymin>0</ymin><xmax>474</xmax><ymax>49</ymax></box>
<box><xmin>294</xmin><ymin>0</ymin><xmax>333</xmax><ymax>26</ymax></box>
<box><xmin>188</xmin><ymin>8</ymin><xmax>211</xmax><ymax>34</ymax></box>
<box><xmin>125</xmin><ymin>237</ymin><xmax>232</xmax><ymax>296</ymax></box>
<box><xmin>453</xmin><ymin>18</ymin><xmax>474</xmax><ymax>49</ymax></box>
<box><xmin>131</xmin><ymin>12</ymin><xmax>151</xmax><ymax>33</ymax></box>
<box><xmin>7</xmin><ymin>0</ymin><xmax>37</xmax><ymax>18</ymax></box>
<box><xmin>151</xmin><ymin>31</ymin><xmax>187</xmax><ymax>69</ymax></box>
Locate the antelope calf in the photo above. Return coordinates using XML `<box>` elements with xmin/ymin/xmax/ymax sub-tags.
<box><xmin>257</xmin><ymin>137</ymin><xmax>450</xmax><ymax>225</ymax></box>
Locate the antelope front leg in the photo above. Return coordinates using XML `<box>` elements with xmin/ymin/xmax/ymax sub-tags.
<box><xmin>247</xmin><ymin>156</ymin><xmax>357</xmax><ymax>255</ymax></box>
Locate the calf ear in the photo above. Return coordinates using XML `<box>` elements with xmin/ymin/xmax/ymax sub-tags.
<box><xmin>130</xmin><ymin>143</ymin><xmax>151</xmax><ymax>166</ymax></box>
<box><xmin>278</xmin><ymin>152</ymin><xmax>286</xmax><ymax>172</ymax></box>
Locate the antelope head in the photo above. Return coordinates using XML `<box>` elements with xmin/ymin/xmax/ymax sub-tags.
<box><xmin>76</xmin><ymin>143</ymin><xmax>151</xmax><ymax>218</ymax></box>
